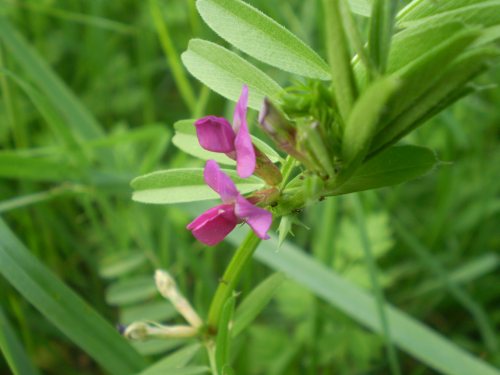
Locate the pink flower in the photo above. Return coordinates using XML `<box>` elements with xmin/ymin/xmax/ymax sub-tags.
<box><xmin>194</xmin><ymin>85</ymin><xmax>256</xmax><ymax>178</ymax></box>
<box><xmin>187</xmin><ymin>160</ymin><xmax>272</xmax><ymax>246</ymax></box>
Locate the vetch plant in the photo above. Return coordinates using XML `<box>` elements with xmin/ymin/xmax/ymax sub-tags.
<box><xmin>129</xmin><ymin>0</ymin><xmax>500</xmax><ymax>374</ymax></box>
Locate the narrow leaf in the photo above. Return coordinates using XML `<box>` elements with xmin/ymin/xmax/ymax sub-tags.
<box><xmin>233</xmin><ymin>273</ymin><xmax>286</xmax><ymax>336</ymax></box>
<box><xmin>196</xmin><ymin>0</ymin><xmax>330</xmax><ymax>79</ymax></box>
<box><xmin>399</xmin><ymin>2</ymin><xmax>500</xmax><ymax>29</ymax></box>
<box><xmin>222</xmin><ymin>228</ymin><xmax>500</xmax><ymax>375</ymax></box>
<box><xmin>0</xmin><ymin>307</ymin><xmax>41</xmax><ymax>375</ymax></box>
<box><xmin>138</xmin><ymin>344</ymin><xmax>202</xmax><ymax>375</ymax></box>
<box><xmin>106</xmin><ymin>276</ymin><xmax>158</xmax><ymax>305</ymax></box>
<box><xmin>384</xmin><ymin>29</ymin><xmax>479</xmax><ymax>124</ymax></box>
<box><xmin>368</xmin><ymin>0</ymin><xmax>397</xmax><ymax>73</ymax></box>
<box><xmin>0</xmin><ymin>18</ymin><xmax>104</xmax><ymax>140</ymax></box>
<box><xmin>0</xmin><ymin>219</ymin><xmax>147</xmax><ymax>374</ymax></box>
<box><xmin>215</xmin><ymin>296</ymin><xmax>236</xmax><ymax>373</ymax></box>
<box><xmin>99</xmin><ymin>253</ymin><xmax>148</xmax><ymax>279</ymax></box>
<box><xmin>387</xmin><ymin>21</ymin><xmax>466</xmax><ymax>73</ymax></box>
<box><xmin>138</xmin><ymin>366</ymin><xmax>209</xmax><ymax>375</ymax></box>
<box><xmin>322</xmin><ymin>0</ymin><xmax>357</xmax><ymax>120</ymax></box>
<box><xmin>333</xmin><ymin>145</ymin><xmax>438</xmax><ymax>195</ymax></box>
<box><xmin>131</xmin><ymin>168</ymin><xmax>264</xmax><ymax>204</ymax></box>
<box><xmin>342</xmin><ymin>76</ymin><xmax>399</xmax><ymax>169</ymax></box>
<box><xmin>0</xmin><ymin>152</ymin><xmax>77</xmax><ymax>182</ymax></box>
<box><xmin>181</xmin><ymin>39</ymin><xmax>283</xmax><ymax>110</ymax></box>
<box><xmin>120</xmin><ymin>301</ymin><xmax>177</xmax><ymax>325</ymax></box>
<box><xmin>399</xmin><ymin>0</ymin><xmax>495</xmax><ymax>22</ymax></box>
<box><xmin>371</xmin><ymin>47</ymin><xmax>499</xmax><ymax>152</ymax></box>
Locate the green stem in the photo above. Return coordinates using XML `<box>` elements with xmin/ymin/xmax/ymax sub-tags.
<box><xmin>205</xmin><ymin>340</ymin><xmax>219</xmax><ymax>375</ymax></box>
<box><xmin>207</xmin><ymin>232</ymin><xmax>261</xmax><ymax>330</ymax></box>
<box><xmin>352</xmin><ymin>195</ymin><xmax>401</xmax><ymax>375</ymax></box>
<box><xmin>149</xmin><ymin>0</ymin><xmax>197</xmax><ymax>114</ymax></box>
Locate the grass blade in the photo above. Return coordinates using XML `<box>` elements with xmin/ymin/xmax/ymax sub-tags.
<box><xmin>150</xmin><ymin>0</ymin><xmax>197</xmax><ymax>114</ymax></box>
<box><xmin>0</xmin><ymin>219</ymin><xmax>147</xmax><ymax>374</ymax></box>
<box><xmin>222</xmin><ymin>228</ymin><xmax>500</xmax><ymax>375</ymax></box>
<box><xmin>0</xmin><ymin>18</ymin><xmax>104</xmax><ymax>140</ymax></box>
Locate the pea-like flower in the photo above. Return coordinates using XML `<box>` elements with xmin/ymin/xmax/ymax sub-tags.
<box><xmin>187</xmin><ymin>160</ymin><xmax>272</xmax><ymax>246</ymax></box>
<box><xmin>194</xmin><ymin>85</ymin><xmax>255</xmax><ymax>178</ymax></box>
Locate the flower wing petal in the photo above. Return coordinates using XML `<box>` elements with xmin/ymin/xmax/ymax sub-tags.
<box><xmin>235</xmin><ymin>196</ymin><xmax>272</xmax><ymax>240</ymax></box>
<box><xmin>187</xmin><ymin>204</ymin><xmax>238</xmax><ymax>246</ymax></box>
<box><xmin>195</xmin><ymin>116</ymin><xmax>236</xmax><ymax>153</ymax></box>
<box><xmin>233</xmin><ymin>85</ymin><xmax>249</xmax><ymax>133</ymax></box>
<box><xmin>204</xmin><ymin>160</ymin><xmax>239</xmax><ymax>203</ymax></box>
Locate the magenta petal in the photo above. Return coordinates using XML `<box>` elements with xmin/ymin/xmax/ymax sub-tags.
<box><xmin>234</xmin><ymin>196</ymin><xmax>272</xmax><ymax>240</ymax></box>
<box><xmin>232</xmin><ymin>85</ymin><xmax>249</xmax><ymax>132</ymax></box>
<box><xmin>187</xmin><ymin>204</ymin><xmax>238</xmax><ymax>246</ymax></box>
<box><xmin>195</xmin><ymin>116</ymin><xmax>236</xmax><ymax>153</ymax></box>
<box><xmin>204</xmin><ymin>160</ymin><xmax>239</xmax><ymax>203</ymax></box>
<box><xmin>234</xmin><ymin>118</ymin><xmax>256</xmax><ymax>178</ymax></box>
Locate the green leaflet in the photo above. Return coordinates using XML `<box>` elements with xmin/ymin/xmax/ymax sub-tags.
<box><xmin>400</xmin><ymin>1</ymin><xmax>500</xmax><ymax>28</ymax></box>
<box><xmin>232</xmin><ymin>273</ymin><xmax>286</xmax><ymax>337</ymax></box>
<box><xmin>181</xmin><ymin>39</ymin><xmax>283</xmax><ymax>110</ymax></box>
<box><xmin>0</xmin><ymin>220</ymin><xmax>147</xmax><ymax>374</ymax></box>
<box><xmin>196</xmin><ymin>0</ymin><xmax>330</xmax><ymax>79</ymax></box>
<box><xmin>131</xmin><ymin>168</ymin><xmax>264</xmax><ymax>204</ymax></box>
<box><xmin>387</xmin><ymin>21</ymin><xmax>466</xmax><ymax>73</ymax></box>
<box><xmin>368</xmin><ymin>0</ymin><xmax>397</xmax><ymax>73</ymax></box>
<box><xmin>138</xmin><ymin>344</ymin><xmax>202</xmax><ymax>375</ymax></box>
<box><xmin>342</xmin><ymin>76</ymin><xmax>400</xmax><ymax>170</ymax></box>
<box><xmin>383</xmin><ymin>29</ymin><xmax>479</xmax><ymax>125</ymax></box>
<box><xmin>371</xmin><ymin>47</ymin><xmax>499</xmax><ymax>152</ymax></box>
<box><xmin>398</xmin><ymin>0</ymin><xmax>495</xmax><ymax>22</ymax></box>
<box><xmin>105</xmin><ymin>276</ymin><xmax>158</xmax><ymax>306</ymax></box>
<box><xmin>323</xmin><ymin>0</ymin><xmax>357</xmax><ymax>119</ymax></box>
<box><xmin>332</xmin><ymin>145</ymin><xmax>438</xmax><ymax>195</ymax></box>
<box><xmin>172</xmin><ymin>120</ymin><xmax>281</xmax><ymax>165</ymax></box>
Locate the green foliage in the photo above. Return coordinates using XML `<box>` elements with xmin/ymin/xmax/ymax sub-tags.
<box><xmin>332</xmin><ymin>145</ymin><xmax>438</xmax><ymax>195</ymax></box>
<box><xmin>181</xmin><ymin>39</ymin><xmax>283</xmax><ymax>110</ymax></box>
<box><xmin>196</xmin><ymin>0</ymin><xmax>331</xmax><ymax>79</ymax></box>
<box><xmin>232</xmin><ymin>273</ymin><xmax>286</xmax><ymax>336</ymax></box>
<box><xmin>131</xmin><ymin>168</ymin><xmax>264</xmax><ymax>204</ymax></box>
<box><xmin>0</xmin><ymin>308</ymin><xmax>40</xmax><ymax>375</ymax></box>
<box><xmin>0</xmin><ymin>219</ymin><xmax>147</xmax><ymax>374</ymax></box>
<box><xmin>0</xmin><ymin>0</ymin><xmax>499</xmax><ymax>374</ymax></box>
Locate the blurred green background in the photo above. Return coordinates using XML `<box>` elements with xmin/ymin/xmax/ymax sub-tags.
<box><xmin>0</xmin><ymin>0</ymin><xmax>499</xmax><ymax>374</ymax></box>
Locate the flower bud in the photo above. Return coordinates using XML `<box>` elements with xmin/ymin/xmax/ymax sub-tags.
<box><xmin>254</xmin><ymin>148</ymin><xmax>283</xmax><ymax>186</ymax></box>
<box><xmin>259</xmin><ymin>99</ymin><xmax>317</xmax><ymax>171</ymax></box>
<box><xmin>155</xmin><ymin>270</ymin><xmax>203</xmax><ymax>328</ymax></box>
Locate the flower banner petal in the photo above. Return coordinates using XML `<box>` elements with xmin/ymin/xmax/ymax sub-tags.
<box><xmin>195</xmin><ymin>116</ymin><xmax>236</xmax><ymax>153</ymax></box>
